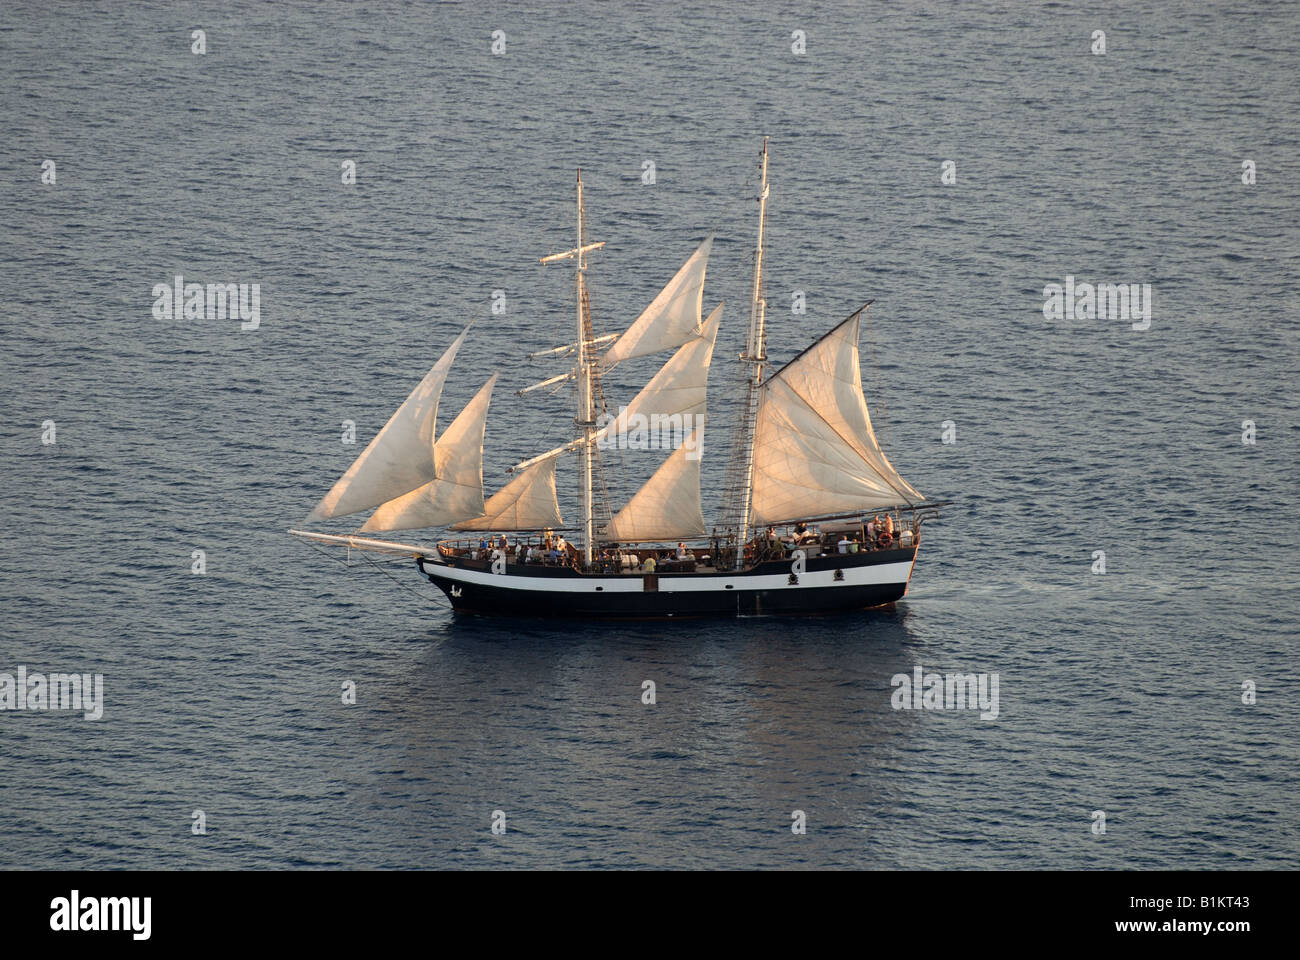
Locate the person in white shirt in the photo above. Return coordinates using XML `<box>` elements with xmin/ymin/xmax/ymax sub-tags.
<box><xmin>837</xmin><ymin>536</ymin><xmax>851</xmax><ymax>554</ymax></box>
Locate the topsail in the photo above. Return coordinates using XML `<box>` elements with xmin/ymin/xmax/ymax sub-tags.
<box><xmin>603</xmin><ymin>236</ymin><xmax>713</xmax><ymax>366</ymax></box>
<box><xmin>598</xmin><ymin>302</ymin><xmax>722</xmax><ymax>444</ymax></box>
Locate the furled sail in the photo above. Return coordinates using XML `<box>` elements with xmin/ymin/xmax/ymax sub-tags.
<box><xmin>453</xmin><ymin>454</ymin><xmax>563</xmax><ymax>531</ymax></box>
<box><xmin>606</xmin><ymin>424</ymin><xmax>706</xmax><ymax>542</ymax></box>
<box><xmin>749</xmin><ymin>313</ymin><xmax>922</xmax><ymax>526</ymax></box>
<box><xmin>598</xmin><ymin>302</ymin><xmax>722</xmax><ymax>445</ymax></box>
<box><xmin>308</xmin><ymin>327</ymin><xmax>470</xmax><ymax>521</ymax></box>
<box><xmin>360</xmin><ymin>374</ymin><xmax>497</xmax><ymax>532</ymax></box>
<box><xmin>603</xmin><ymin>235</ymin><xmax>713</xmax><ymax>366</ymax></box>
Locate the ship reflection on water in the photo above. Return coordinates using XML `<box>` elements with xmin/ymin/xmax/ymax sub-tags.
<box><xmin>346</xmin><ymin>607</ymin><xmax>921</xmax><ymax>865</ymax></box>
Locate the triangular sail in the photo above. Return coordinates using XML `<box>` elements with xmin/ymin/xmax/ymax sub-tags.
<box><xmin>453</xmin><ymin>454</ymin><xmax>564</xmax><ymax>531</ymax></box>
<box><xmin>749</xmin><ymin>314</ymin><xmax>922</xmax><ymax>526</ymax></box>
<box><xmin>606</xmin><ymin>424</ymin><xmax>706</xmax><ymax>542</ymax></box>
<box><xmin>603</xmin><ymin>236</ymin><xmax>712</xmax><ymax>366</ymax></box>
<box><xmin>309</xmin><ymin>327</ymin><xmax>470</xmax><ymax>520</ymax></box>
<box><xmin>598</xmin><ymin>302</ymin><xmax>722</xmax><ymax>445</ymax></box>
<box><xmin>360</xmin><ymin>374</ymin><xmax>497</xmax><ymax>532</ymax></box>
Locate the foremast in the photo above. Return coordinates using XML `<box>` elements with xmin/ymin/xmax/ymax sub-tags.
<box><xmin>724</xmin><ymin>137</ymin><xmax>771</xmax><ymax>568</ymax></box>
<box><xmin>539</xmin><ymin>170</ymin><xmax>605</xmax><ymax>567</ymax></box>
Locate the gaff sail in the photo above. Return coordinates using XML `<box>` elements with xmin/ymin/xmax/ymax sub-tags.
<box><xmin>749</xmin><ymin>310</ymin><xmax>922</xmax><ymax>526</ymax></box>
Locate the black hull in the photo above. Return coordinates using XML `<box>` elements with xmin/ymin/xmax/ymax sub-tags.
<box><xmin>417</xmin><ymin>547</ymin><xmax>917</xmax><ymax>620</ymax></box>
<box><xmin>430</xmin><ymin>580</ymin><xmax>905</xmax><ymax>618</ymax></box>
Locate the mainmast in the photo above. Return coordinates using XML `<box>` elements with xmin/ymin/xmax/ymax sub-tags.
<box><xmin>574</xmin><ymin>172</ymin><xmax>596</xmax><ymax>567</ymax></box>
<box><xmin>730</xmin><ymin>137</ymin><xmax>770</xmax><ymax>568</ymax></box>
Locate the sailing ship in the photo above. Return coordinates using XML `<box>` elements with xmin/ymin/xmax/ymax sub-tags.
<box><xmin>291</xmin><ymin>140</ymin><xmax>944</xmax><ymax>618</ymax></box>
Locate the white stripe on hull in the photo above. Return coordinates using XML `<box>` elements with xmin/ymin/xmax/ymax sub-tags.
<box><xmin>422</xmin><ymin>559</ymin><xmax>915</xmax><ymax>594</ymax></box>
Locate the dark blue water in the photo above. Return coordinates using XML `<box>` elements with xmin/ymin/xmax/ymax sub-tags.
<box><xmin>2</xmin><ymin>0</ymin><xmax>1297</xmax><ymax>868</ymax></box>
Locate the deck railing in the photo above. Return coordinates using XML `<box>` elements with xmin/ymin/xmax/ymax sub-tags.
<box><xmin>436</xmin><ymin>524</ymin><xmax>919</xmax><ymax>575</ymax></box>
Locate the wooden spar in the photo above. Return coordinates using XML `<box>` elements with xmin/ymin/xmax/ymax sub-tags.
<box><xmin>287</xmin><ymin>529</ymin><xmax>434</xmax><ymax>556</ymax></box>
<box><xmin>540</xmin><ymin>240</ymin><xmax>604</xmax><ymax>264</ymax></box>
<box><xmin>516</xmin><ymin>370</ymin><xmax>576</xmax><ymax>396</ymax></box>
<box><xmin>506</xmin><ymin>441</ymin><xmax>579</xmax><ymax>475</ymax></box>
<box><xmin>749</xmin><ymin>502</ymin><xmax>954</xmax><ymax>527</ymax></box>
<box><xmin>527</xmin><ymin>333</ymin><xmax>617</xmax><ymax>360</ymax></box>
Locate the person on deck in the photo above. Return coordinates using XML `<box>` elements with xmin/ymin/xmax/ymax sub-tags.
<box><xmin>676</xmin><ymin>542</ymin><xmax>688</xmax><ymax>560</ymax></box>
<box><xmin>878</xmin><ymin>514</ymin><xmax>894</xmax><ymax>548</ymax></box>
<box><xmin>642</xmin><ymin>554</ymin><xmax>657</xmax><ymax>573</ymax></box>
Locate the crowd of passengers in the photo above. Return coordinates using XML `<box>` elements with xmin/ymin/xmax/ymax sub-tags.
<box><xmin>754</xmin><ymin>514</ymin><xmax>914</xmax><ymax>560</ymax></box>
<box><xmin>451</xmin><ymin>532</ymin><xmax>692</xmax><ymax>572</ymax></box>
<box><xmin>446</xmin><ymin>514</ymin><xmax>915</xmax><ymax>573</ymax></box>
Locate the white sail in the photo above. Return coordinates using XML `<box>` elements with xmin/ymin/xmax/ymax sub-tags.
<box><xmin>453</xmin><ymin>454</ymin><xmax>563</xmax><ymax>531</ymax></box>
<box><xmin>603</xmin><ymin>235</ymin><xmax>713</xmax><ymax>366</ymax></box>
<box><xmin>606</xmin><ymin>424</ymin><xmax>706</xmax><ymax>542</ymax></box>
<box><xmin>308</xmin><ymin>327</ymin><xmax>470</xmax><ymax>521</ymax></box>
<box><xmin>750</xmin><ymin>314</ymin><xmax>922</xmax><ymax>525</ymax></box>
<box><xmin>598</xmin><ymin>302</ymin><xmax>722</xmax><ymax>445</ymax></box>
<box><xmin>360</xmin><ymin>374</ymin><xmax>497</xmax><ymax>532</ymax></box>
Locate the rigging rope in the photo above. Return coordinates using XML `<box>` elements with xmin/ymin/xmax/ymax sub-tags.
<box><xmin>865</xmin><ymin>304</ymin><xmax>891</xmax><ymax>451</ymax></box>
<box><xmin>303</xmin><ymin>540</ymin><xmax>450</xmax><ymax>607</ymax></box>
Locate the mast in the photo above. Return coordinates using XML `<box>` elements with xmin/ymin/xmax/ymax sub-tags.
<box><xmin>538</xmin><ymin>173</ymin><xmax>607</xmax><ymax>568</ymax></box>
<box><xmin>575</xmin><ymin>170</ymin><xmax>595</xmax><ymax>567</ymax></box>
<box><xmin>731</xmin><ymin>137</ymin><xmax>770</xmax><ymax>568</ymax></box>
